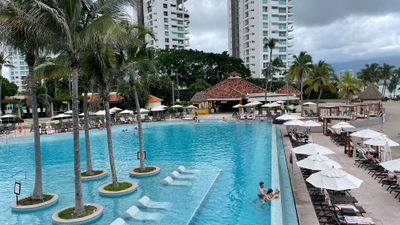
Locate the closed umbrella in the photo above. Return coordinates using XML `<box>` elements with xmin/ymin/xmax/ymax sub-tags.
<box><xmin>306</xmin><ymin>167</ymin><xmax>363</xmax><ymax>191</ymax></box>
<box><xmin>111</xmin><ymin>107</ymin><xmax>122</xmax><ymax>111</ymax></box>
<box><xmin>382</xmin><ymin>142</ymin><xmax>392</xmax><ymax>162</ymax></box>
<box><xmin>284</xmin><ymin>119</ymin><xmax>304</xmax><ymax>126</ymax></box>
<box><xmin>297</xmin><ymin>153</ymin><xmax>342</xmax><ymax>171</ymax></box>
<box><xmin>292</xmin><ymin>143</ymin><xmax>335</xmax><ymax>155</ymax></box>
<box><xmin>380</xmin><ymin>158</ymin><xmax>400</xmax><ymax>171</ymax></box>
<box><xmin>183</xmin><ymin>105</ymin><xmax>198</xmax><ymax>109</ymax></box>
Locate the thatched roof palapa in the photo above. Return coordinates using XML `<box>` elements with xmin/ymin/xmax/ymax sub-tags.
<box><xmin>359</xmin><ymin>85</ymin><xmax>383</xmax><ymax>101</ymax></box>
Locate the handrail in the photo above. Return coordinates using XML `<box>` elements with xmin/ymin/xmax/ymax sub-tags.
<box><xmin>11</xmin><ymin>170</ymin><xmax>27</xmax><ymax>180</ymax></box>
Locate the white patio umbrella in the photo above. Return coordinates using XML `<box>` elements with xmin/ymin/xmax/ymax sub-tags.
<box><xmin>111</xmin><ymin>107</ymin><xmax>122</xmax><ymax>111</ymax></box>
<box><xmin>303</xmin><ymin>102</ymin><xmax>316</xmax><ymax>106</ymax></box>
<box><xmin>261</xmin><ymin>102</ymin><xmax>281</xmax><ymax>108</ymax></box>
<box><xmin>184</xmin><ymin>105</ymin><xmax>198</xmax><ymax>109</ymax></box>
<box><xmin>364</xmin><ymin>135</ymin><xmax>399</xmax><ymax>147</ymax></box>
<box><xmin>277</xmin><ymin>114</ymin><xmax>297</xmax><ymax>121</ymax></box>
<box><xmin>151</xmin><ymin>106</ymin><xmax>165</xmax><ymax>111</ymax></box>
<box><xmin>232</xmin><ymin>104</ymin><xmax>243</xmax><ymax>108</ymax></box>
<box><xmin>301</xmin><ymin>120</ymin><xmax>321</xmax><ymax>127</ymax></box>
<box><xmin>51</xmin><ymin>114</ymin><xmax>72</xmax><ymax>119</ymax></box>
<box><xmin>297</xmin><ymin>153</ymin><xmax>342</xmax><ymax>171</ymax></box>
<box><xmin>380</xmin><ymin>158</ymin><xmax>400</xmax><ymax>171</ymax></box>
<box><xmin>139</xmin><ymin>108</ymin><xmax>150</xmax><ymax>113</ymax></box>
<box><xmin>332</xmin><ymin>122</ymin><xmax>354</xmax><ymax>129</ymax></box>
<box><xmin>292</xmin><ymin>143</ymin><xmax>335</xmax><ymax>155</ymax></box>
<box><xmin>276</xmin><ymin>100</ymin><xmax>285</xmax><ymax>104</ymax></box>
<box><xmin>284</xmin><ymin>119</ymin><xmax>305</xmax><ymax>126</ymax></box>
<box><xmin>95</xmin><ymin>110</ymin><xmax>114</xmax><ymax>116</ymax></box>
<box><xmin>0</xmin><ymin>114</ymin><xmax>17</xmax><ymax>118</ymax></box>
<box><xmin>171</xmin><ymin>104</ymin><xmax>183</xmax><ymax>108</ymax></box>
<box><xmin>350</xmin><ymin>129</ymin><xmax>384</xmax><ymax>139</ymax></box>
<box><xmin>78</xmin><ymin>112</ymin><xmax>96</xmax><ymax>116</ymax></box>
<box><xmin>64</xmin><ymin>110</ymin><xmax>73</xmax><ymax>114</ymax></box>
<box><xmin>119</xmin><ymin>110</ymin><xmax>134</xmax><ymax>114</ymax></box>
<box><xmin>306</xmin><ymin>167</ymin><xmax>363</xmax><ymax>191</ymax></box>
<box><xmin>244</xmin><ymin>101</ymin><xmax>262</xmax><ymax>107</ymax></box>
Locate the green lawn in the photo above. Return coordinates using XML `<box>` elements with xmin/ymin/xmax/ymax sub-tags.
<box><xmin>58</xmin><ymin>205</ymin><xmax>97</xmax><ymax>219</ymax></box>
<box><xmin>133</xmin><ymin>166</ymin><xmax>156</xmax><ymax>173</ymax></box>
<box><xmin>18</xmin><ymin>194</ymin><xmax>53</xmax><ymax>206</ymax></box>
<box><xmin>104</xmin><ymin>182</ymin><xmax>132</xmax><ymax>191</ymax></box>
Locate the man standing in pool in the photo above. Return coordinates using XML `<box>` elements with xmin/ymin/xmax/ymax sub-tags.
<box><xmin>256</xmin><ymin>182</ymin><xmax>278</xmax><ymax>207</ymax></box>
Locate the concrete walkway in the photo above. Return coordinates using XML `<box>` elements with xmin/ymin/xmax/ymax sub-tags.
<box><xmin>311</xmin><ymin>133</ymin><xmax>400</xmax><ymax>225</ymax></box>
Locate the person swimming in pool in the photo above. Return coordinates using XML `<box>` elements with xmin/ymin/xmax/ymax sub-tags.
<box><xmin>256</xmin><ymin>182</ymin><xmax>277</xmax><ymax>207</ymax></box>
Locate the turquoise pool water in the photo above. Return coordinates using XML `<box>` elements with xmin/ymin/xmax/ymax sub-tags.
<box><xmin>0</xmin><ymin>121</ymin><xmax>297</xmax><ymax>225</ymax></box>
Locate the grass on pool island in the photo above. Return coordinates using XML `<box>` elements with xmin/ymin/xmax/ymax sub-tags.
<box><xmin>18</xmin><ymin>194</ymin><xmax>53</xmax><ymax>206</ymax></box>
<box><xmin>104</xmin><ymin>182</ymin><xmax>132</xmax><ymax>191</ymax></box>
<box><xmin>81</xmin><ymin>170</ymin><xmax>104</xmax><ymax>177</ymax></box>
<box><xmin>133</xmin><ymin>166</ymin><xmax>156</xmax><ymax>173</ymax></box>
<box><xmin>58</xmin><ymin>205</ymin><xmax>97</xmax><ymax>219</ymax></box>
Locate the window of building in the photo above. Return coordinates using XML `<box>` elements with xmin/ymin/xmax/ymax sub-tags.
<box><xmin>163</xmin><ymin>4</ymin><xmax>168</xmax><ymax>8</ymax></box>
<box><xmin>164</xmin><ymin>18</ymin><xmax>168</xmax><ymax>23</ymax></box>
<box><xmin>262</xmin><ymin>6</ymin><xmax>268</xmax><ymax>12</ymax></box>
<box><xmin>279</xmin><ymin>31</ymin><xmax>286</xmax><ymax>37</ymax></box>
<box><xmin>279</xmin><ymin>16</ymin><xmax>286</xmax><ymax>21</ymax></box>
<box><xmin>263</xmin><ymin>0</ymin><xmax>267</xmax><ymax>3</ymax></box>
<box><xmin>279</xmin><ymin>24</ymin><xmax>286</xmax><ymax>29</ymax></box>
<box><xmin>279</xmin><ymin>39</ymin><xmax>286</xmax><ymax>44</ymax></box>
<box><xmin>263</xmin><ymin>55</ymin><xmax>268</xmax><ymax>60</ymax></box>
<box><xmin>263</xmin><ymin>23</ymin><xmax>268</xmax><ymax>28</ymax></box>
<box><xmin>245</xmin><ymin>34</ymin><xmax>249</xmax><ymax>40</ymax></box>
<box><xmin>245</xmin><ymin>42</ymin><xmax>250</xmax><ymax>48</ymax></box>
<box><xmin>165</xmin><ymin>31</ymin><xmax>169</xmax><ymax>36</ymax></box>
<box><xmin>178</xmin><ymin>33</ymin><xmax>184</xmax><ymax>38</ymax></box>
<box><xmin>165</xmin><ymin>38</ymin><xmax>169</xmax><ymax>43</ymax></box>
<box><xmin>279</xmin><ymin>0</ymin><xmax>286</xmax><ymax>5</ymax></box>
<box><xmin>177</xmin><ymin>20</ymin><xmax>183</xmax><ymax>25</ymax></box>
<box><xmin>164</xmin><ymin>11</ymin><xmax>168</xmax><ymax>16</ymax></box>
<box><xmin>263</xmin><ymin>15</ymin><xmax>268</xmax><ymax>20</ymax></box>
<box><xmin>279</xmin><ymin>8</ymin><xmax>286</xmax><ymax>13</ymax></box>
<box><xmin>279</xmin><ymin>47</ymin><xmax>286</xmax><ymax>52</ymax></box>
<box><xmin>164</xmin><ymin>25</ymin><xmax>169</xmax><ymax>30</ymax></box>
<box><xmin>279</xmin><ymin>55</ymin><xmax>287</xmax><ymax>60</ymax></box>
<box><xmin>177</xmin><ymin>27</ymin><xmax>184</xmax><ymax>31</ymax></box>
<box><xmin>246</xmin><ymin>57</ymin><xmax>250</xmax><ymax>63</ymax></box>
<box><xmin>245</xmin><ymin>12</ymin><xmax>249</xmax><ymax>18</ymax></box>
<box><xmin>263</xmin><ymin>47</ymin><xmax>268</xmax><ymax>52</ymax></box>
<box><xmin>245</xmin><ymin>4</ymin><xmax>248</xmax><ymax>10</ymax></box>
<box><xmin>263</xmin><ymin>31</ymin><xmax>268</xmax><ymax>37</ymax></box>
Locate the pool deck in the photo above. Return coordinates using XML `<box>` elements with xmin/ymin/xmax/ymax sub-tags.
<box><xmin>284</xmin><ymin>129</ymin><xmax>400</xmax><ymax>225</ymax></box>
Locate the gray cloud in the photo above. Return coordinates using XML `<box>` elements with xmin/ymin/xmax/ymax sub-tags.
<box><xmin>294</xmin><ymin>0</ymin><xmax>400</xmax><ymax>26</ymax></box>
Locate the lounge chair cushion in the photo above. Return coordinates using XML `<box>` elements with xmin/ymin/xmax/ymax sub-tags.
<box><xmin>124</xmin><ymin>206</ymin><xmax>139</xmax><ymax>218</ymax></box>
<box><xmin>137</xmin><ymin>196</ymin><xmax>151</xmax><ymax>208</ymax></box>
<box><xmin>162</xmin><ymin>176</ymin><xmax>173</xmax><ymax>185</ymax></box>
<box><xmin>110</xmin><ymin>218</ymin><xmax>128</xmax><ymax>225</ymax></box>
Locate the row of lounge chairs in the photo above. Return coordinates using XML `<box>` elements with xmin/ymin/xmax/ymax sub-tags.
<box><xmin>234</xmin><ymin>110</ymin><xmax>285</xmax><ymax>120</ymax></box>
<box><xmin>355</xmin><ymin>151</ymin><xmax>400</xmax><ymax>202</ymax></box>
<box><xmin>0</xmin><ymin>123</ymin><xmax>16</xmax><ymax>134</ymax></box>
<box><xmin>297</xmin><ymin>155</ymin><xmax>374</xmax><ymax>225</ymax></box>
<box><xmin>304</xmin><ymin>109</ymin><xmax>318</xmax><ymax>117</ymax></box>
<box><xmin>288</xmin><ymin>130</ymin><xmax>310</xmax><ymax>148</ymax></box>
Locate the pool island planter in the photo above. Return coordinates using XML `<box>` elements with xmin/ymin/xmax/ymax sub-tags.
<box><xmin>52</xmin><ymin>203</ymin><xmax>103</xmax><ymax>224</ymax></box>
<box><xmin>81</xmin><ymin>169</ymin><xmax>108</xmax><ymax>181</ymax></box>
<box><xmin>129</xmin><ymin>166</ymin><xmax>160</xmax><ymax>177</ymax></box>
<box><xmin>98</xmin><ymin>181</ymin><xmax>138</xmax><ymax>197</ymax></box>
<box><xmin>11</xmin><ymin>193</ymin><xmax>59</xmax><ymax>212</ymax></box>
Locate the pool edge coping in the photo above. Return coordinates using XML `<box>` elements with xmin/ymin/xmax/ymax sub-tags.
<box><xmin>279</xmin><ymin>127</ymin><xmax>320</xmax><ymax>225</ymax></box>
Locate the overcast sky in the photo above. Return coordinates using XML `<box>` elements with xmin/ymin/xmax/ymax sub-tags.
<box><xmin>186</xmin><ymin>0</ymin><xmax>400</xmax><ymax>63</ymax></box>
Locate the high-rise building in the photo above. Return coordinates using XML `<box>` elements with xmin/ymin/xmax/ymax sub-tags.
<box><xmin>5</xmin><ymin>47</ymin><xmax>28</xmax><ymax>92</ymax></box>
<box><xmin>140</xmin><ymin>0</ymin><xmax>190</xmax><ymax>49</ymax></box>
<box><xmin>228</xmin><ymin>0</ymin><xmax>294</xmax><ymax>79</ymax></box>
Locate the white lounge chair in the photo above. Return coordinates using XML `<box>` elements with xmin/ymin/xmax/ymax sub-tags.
<box><xmin>124</xmin><ymin>206</ymin><xmax>161</xmax><ymax>221</ymax></box>
<box><xmin>110</xmin><ymin>218</ymin><xmax>128</xmax><ymax>225</ymax></box>
<box><xmin>162</xmin><ymin>176</ymin><xmax>191</xmax><ymax>186</ymax></box>
<box><xmin>183</xmin><ymin>114</ymin><xmax>193</xmax><ymax>120</ymax></box>
<box><xmin>170</xmin><ymin>171</ymin><xmax>195</xmax><ymax>179</ymax></box>
<box><xmin>177</xmin><ymin>166</ymin><xmax>199</xmax><ymax>174</ymax></box>
<box><xmin>137</xmin><ymin>195</ymin><xmax>172</xmax><ymax>209</ymax></box>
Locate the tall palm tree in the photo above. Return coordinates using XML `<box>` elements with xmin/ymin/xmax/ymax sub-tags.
<box><xmin>337</xmin><ymin>71</ymin><xmax>362</xmax><ymax>104</ymax></box>
<box><xmin>0</xmin><ymin>0</ymin><xmax>52</xmax><ymax>200</ymax></box>
<box><xmin>379</xmin><ymin>63</ymin><xmax>395</xmax><ymax>97</ymax></box>
<box><xmin>0</xmin><ymin>52</ymin><xmax>13</xmax><ymax>116</ymax></box>
<box><xmin>388</xmin><ymin>68</ymin><xmax>400</xmax><ymax>98</ymax></box>
<box><xmin>263</xmin><ymin>38</ymin><xmax>278</xmax><ymax>102</ymax></box>
<box><xmin>29</xmin><ymin>0</ymin><xmax>131</xmax><ymax>213</ymax></box>
<box><xmin>304</xmin><ymin>61</ymin><xmax>336</xmax><ymax>114</ymax></box>
<box><xmin>288</xmin><ymin>51</ymin><xmax>313</xmax><ymax>117</ymax></box>
<box><xmin>357</xmin><ymin>63</ymin><xmax>380</xmax><ymax>90</ymax></box>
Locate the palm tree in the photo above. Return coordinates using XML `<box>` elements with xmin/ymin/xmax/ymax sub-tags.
<box><xmin>388</xmin><ymin>68</ymin><xmax>400</xmax><ymax>98</ymax></box>
<box><xmin>304</xmin><ymin>61</ymin><xmax>336</xmax><ymax>114</ymax></box>
<box><xmin>0</xmin><ymin>0</ymin><xmax>53</xmax><ymax>201</ymax></box>
<box><xmin>0</xmin><ymin>52</ymin><xmax>13</xmax><ymax>116</ymax></box>
<box><xmin>288</xmin><ymin>51</ymin><xmax>313</xmax><ymax>117</ymax></box>
<box><xmin>82</xmin><ymin>42</ymin><xmax>120</xmax><ymax>187</ymax></box>
<box><xmin>379</xmin><ymin>63</ymin><xmax>395</xmax><ymax>97</ymax></box>
<box><xmin>337</xmin><ymin>71</ymin><xmax>362</xmax><ymax>104</ymax></box>
<box><xmin>357</xmin><ymin>63</ymin><xmax>380</xmax><ymax>90</ymax></box>
<box><xmin>263</xmin><ymin>38</ymin><xmax>278</xmax><ymax>102</ymax></box>
<box><xmin>29</xmin><ymin>0</ymin><xmax>131</xmax><ymax>213</ymax></box>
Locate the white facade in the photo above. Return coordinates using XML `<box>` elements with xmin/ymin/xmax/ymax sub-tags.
<box><xmin>6</xmin><ymin>47</ymin><xmax>28</xmax><ymax>92</ymax></box>
<box><xmin>228</xmin><ymin>0</ymin><xmax>294</xmax><ymax>79</ymax></box>
<box><xmin>143</xmin><ymin>0</ymin><xmax>190</xmax><ymax>49</ymax></box>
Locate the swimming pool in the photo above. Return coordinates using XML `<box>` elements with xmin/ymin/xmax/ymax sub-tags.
<box><xmin>0</xmin><ymin>121</ymin><xmax>298</xmax><ymax>225</ymax></box>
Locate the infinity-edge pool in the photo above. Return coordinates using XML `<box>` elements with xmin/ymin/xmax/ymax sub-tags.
<box><xmin>0</xmin><ymin>121</ymin><xmax>294</xmax><ymax>225</ymax></box>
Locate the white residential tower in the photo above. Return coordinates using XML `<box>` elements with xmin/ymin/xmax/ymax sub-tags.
<box><xmin>228</xmin><ymin>0</ymin><xmax>294</xmax><ymax>79</ymax></box>
<box><xmin>5</xmin><ymin>47</ymin><xmax>28</xmax><ymax>92</ymax></box>
<box><xmin>140</xmin><ymin>0</ymin><xmax>190</xmax><ymax>49</ymax></box>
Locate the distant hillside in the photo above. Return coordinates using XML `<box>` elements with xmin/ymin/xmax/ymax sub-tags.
<box><xmin>331</xmin><ymin>55</ymin><xmax>400</xmax><ymax>73</ymax></box>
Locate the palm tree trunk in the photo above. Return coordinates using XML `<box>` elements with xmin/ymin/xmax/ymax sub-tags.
<box><xmin>300</xmin><ymin>77</ymin><xmax>304</xmax><ymax>117</ymax></box>
<box><xmin>0</xmin><ymin>67</ymin><xmax>3</xmax><ymax>117</ymax></box>
<box><xmin>317</xmin><ymin>86</ymin><xmax>323</xmax><ymax>117</ymax></box>
<box><xmin>104</xmin><ymin>93</ymin><xmax>118</xmax><ymax>188</ymax></box>
<box><xmin>28</xmin><ymin>58</ymin><xmax>43</xmax><ymax>200</ymax></box>
<box><xmin>71</xmin><ymin>64</ymin><xmax>84</xmax><ymax>214</ymax></box>
<box><xmin>83</xmin><ymin>80</ymin><xmax>93</xmax><ymax>175</ymax></box>
<box><xmin>132</xmin><ymin>74</ymin><xmax>145</xmax><ymax>170</ymax></box>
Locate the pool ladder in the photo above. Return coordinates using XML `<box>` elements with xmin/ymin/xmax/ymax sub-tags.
<box><xmin>11</xmin><ymin>170</ymin><xmax>27</xmax><ymax>181</ymax></box>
